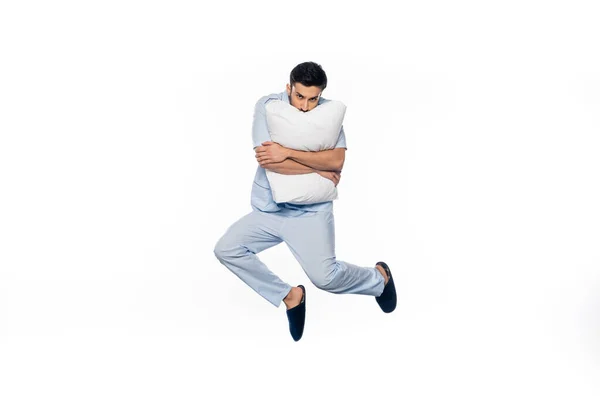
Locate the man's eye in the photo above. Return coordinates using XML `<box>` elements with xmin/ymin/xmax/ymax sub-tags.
<box><xmin>310</xmin><ymin>98</ymin><xmax>318</xmax><ymax>102</ymax></box>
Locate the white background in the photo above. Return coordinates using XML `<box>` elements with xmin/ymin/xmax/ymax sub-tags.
<box><xmin>1</xmin><ymin>1</ymin><xmax>599</xmax><ymax>399</ymax></box>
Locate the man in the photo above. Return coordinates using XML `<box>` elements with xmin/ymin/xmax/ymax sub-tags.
<box><xmin>214</xmin><ymin>61</ymin><xmax>396</xmax><ymax>341</ymax></box>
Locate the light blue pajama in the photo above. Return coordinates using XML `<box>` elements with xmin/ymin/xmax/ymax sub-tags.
<box><xmin>214</xmin><ymin>208</ymin><xmax>385</xmax><ymax>307</ymax></box>
<box><xmin>214</xmin><ymin>91</ymin><xmax>384</xmax><ymax>307</ymax></box>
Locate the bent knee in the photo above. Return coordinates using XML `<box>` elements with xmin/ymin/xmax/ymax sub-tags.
<box><xmin>310</xmin><ymin>263</ymin><xmax>339</xmax><ymax>290</ymax></box>
<box><xmin>214</xmin><ymin>237</ymin><xmax>246</xmax><ymax>261</ymax></box>
<box><xmin>213</xmin><ymin>238</ymin><xmax>232</xmax><ymax>261</ymax></box>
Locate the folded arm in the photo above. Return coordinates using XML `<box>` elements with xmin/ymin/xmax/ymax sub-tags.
<box><xmin>261</xmin><ymin>158</ymin><xmax>316</xmax><ymax>175</ymax></box>
<box><xmin>287</xmin><ymin>147</ymin><xmax>345</xmax><ymax>172</ymax></box>
<box><xmin>255</xmin><ymin>141</ymin><xmax>345</xmax><ymax>172</ymax></box>
<box><xmin>251</xmin><ymin>97</ymin><xmax>346</xmax><ymax>174</ymax></box>
<box><xmin>261</xmin><ymin>158</ymin><xmax>341</xmax><ymax>186</ymax></box>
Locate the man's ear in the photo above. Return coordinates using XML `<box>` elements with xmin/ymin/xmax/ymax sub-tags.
<box><xmin>286</xmin><ymin>83</ymin><xmax>291</xmax><ymax>96</ymax></box>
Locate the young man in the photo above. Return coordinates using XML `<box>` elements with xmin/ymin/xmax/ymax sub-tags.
<box><xmin>214</xmin><ymin>61</ymin><xmax>396</xmax><ymax>341</ymax></box>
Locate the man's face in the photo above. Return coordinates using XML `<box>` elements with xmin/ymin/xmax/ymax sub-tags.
<box><xmin>286</xmin><ymin>82</ymin><xmax>322</xmax><ymax>112</ymax></box>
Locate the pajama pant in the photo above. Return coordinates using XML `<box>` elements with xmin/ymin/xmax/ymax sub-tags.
<box><xmin>213</xmin><ymin>209</ymin><xmax>385</xmax><ymax>307</ymax></box>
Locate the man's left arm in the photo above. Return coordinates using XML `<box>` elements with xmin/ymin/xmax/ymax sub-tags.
<box><xmin>288</xmin><ymin>124</ymin><xmax>347</xmax><ymax>171</ymax></box>
<box><xmin>286</xmin><ymin>147</ymin><xmax>345</xmax><ymax>172</ymax></box>
<box><xmin>255</xmin><ymin>126</ymin><xmax>347</xmax><ymax>172</ymax></box>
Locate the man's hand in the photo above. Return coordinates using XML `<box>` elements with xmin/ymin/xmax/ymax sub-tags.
<box><xmin>316</xmin><ymin>170</ymin><xmax>341</xmax><ymax>186</ymax></box>
<box><xmin>255</xmin><ymin>141</ymin><xmax>290</xmax><ymax>167</ymax></box>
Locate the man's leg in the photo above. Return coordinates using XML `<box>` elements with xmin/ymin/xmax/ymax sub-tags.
<box><xmin>214</xmin><ymin>210</ymin><xmax>292</xmax><ymax>307</ymax></box>
<box><xmin>280</xmin><ymin>211</ymin><xmax>386</xmax><ymax>296</ymax></box>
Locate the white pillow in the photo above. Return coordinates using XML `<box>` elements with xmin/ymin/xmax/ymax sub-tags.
<box><xmin>264</xmin><ymin>99</ymin><xmax>346</xmax><ymax>205</ymax></box>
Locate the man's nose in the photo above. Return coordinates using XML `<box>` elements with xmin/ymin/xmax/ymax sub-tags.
<box><xmin>301</xmin><ymin>100</ymin><xmax>309</xmax><ymax>111</ymax></box>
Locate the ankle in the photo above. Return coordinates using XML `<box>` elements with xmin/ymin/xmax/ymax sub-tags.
<box><xmin>283</xmin><ymin>291</ymin><xmax>293</xmax><ymax>304</ymax></box>
<box><xmin>283</xmin><ymin>287</ymin><xmax>303</xmax><ymax>309</ymax></box>
<box><xmin>284</xmin><ymin>287</ymin><xmax>299</xmax><ymax>302</ymax></box>
<box><xmin>376</xmin><ymin>265</ymin><xmax>389</xmax><ymax>286</ymax></box>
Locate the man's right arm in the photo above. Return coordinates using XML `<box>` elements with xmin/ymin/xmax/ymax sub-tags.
<box><xmin>262</xmin><ymin>159</ymin><xmax>316</xmax><ymax>175</ymax></box>
<box><xmin>264</xmin><ymin>159</ymin><xmax>339</xmax><ymax>185</ymax></box>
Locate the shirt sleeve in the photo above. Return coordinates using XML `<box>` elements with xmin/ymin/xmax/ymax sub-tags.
<box><xmin>252</xmin><ymin>99</ymin><xmax>272</xmax><ymax>149</ymax></box>
<box><xmin>335</xmin><ymin>125</ymin><xmax>347</xmax><ymax>149</ymax></box>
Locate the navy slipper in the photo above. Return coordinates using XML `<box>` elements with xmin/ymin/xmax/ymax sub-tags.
<box><xmin>375</xmin><ymin>262</ymin><xmax>396</xmax><ymax>313</ymax></box>
<box><xmin>286</xmin><ymin>285</ymin><xmax>306</xmax><ymax>342</ymax></box>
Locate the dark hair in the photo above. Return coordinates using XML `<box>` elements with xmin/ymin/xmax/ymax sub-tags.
<box><xmin>290</xmin><ymin>61</ymin><xmax>327</xmax><ymax>90</ymax></box>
